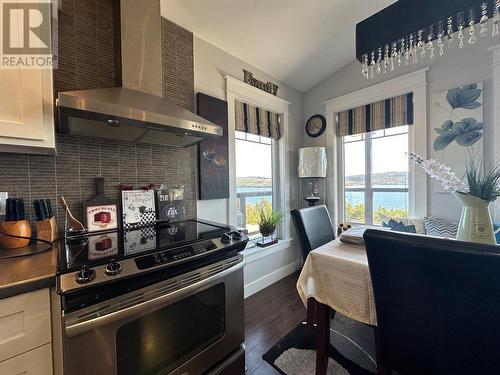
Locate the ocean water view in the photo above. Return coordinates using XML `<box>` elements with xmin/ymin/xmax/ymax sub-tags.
<box><xmin>236</xmin><ymin>186</ymin><xmax>273</xmax><ymax>205</ymax></box>
<box><xmin>237</xmin><ymin>186</ymin><xmax>408</xmax><ymax>212</ymax></box>
<box><xmin>345</xmin><ymin>191</ymin><xmax>408</xmax><ymax>211</ymax></box>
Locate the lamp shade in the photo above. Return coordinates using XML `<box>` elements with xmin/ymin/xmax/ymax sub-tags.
<box><xmin>298</xmin><ymin>147</ymin><xmax>327</xmax><ymax>178</ymax></box>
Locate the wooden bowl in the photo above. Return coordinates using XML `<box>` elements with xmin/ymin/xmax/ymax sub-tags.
<box><xmin>0</xmin><ymin>220</ymin><xmax>32</xmax><ymax>249</ymax></box>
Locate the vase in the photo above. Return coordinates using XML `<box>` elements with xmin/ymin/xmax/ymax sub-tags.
<box><xmin>259</xmin><ymin>225</ymin><xmax>276</xmax><ymax>238</ymax></box>
<box><xmin>452</xmin><ymin>192</ymin><xmax>496</xmax><ymax>244</ymax></box>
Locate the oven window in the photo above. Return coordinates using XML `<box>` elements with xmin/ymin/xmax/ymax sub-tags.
<box><xmin>116</xmin><ymin>284</ymin><xmax>225</xmax><ymax>375</ymax></box>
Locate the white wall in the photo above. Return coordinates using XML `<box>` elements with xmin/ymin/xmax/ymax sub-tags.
<box><xmin>193</xmin><ymin>36</ymin><xmax>303</xmax><ymax>294</ymax></box>
<box><xmin>194</xmin><ymin>36</ymin><xmax>303</xmax><ymax>223</ymax></box>
<box><xmin>302</xmin><ymin>36</ymin><xmax>498</xmax><ymax>221</ymax></box>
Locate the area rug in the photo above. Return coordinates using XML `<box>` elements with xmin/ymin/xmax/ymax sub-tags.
<box><xmin>262</xmin><ymin>314</ymin><xmax>379</xmax><ymax>375</ymax></box>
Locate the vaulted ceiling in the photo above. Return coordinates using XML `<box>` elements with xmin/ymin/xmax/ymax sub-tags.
<box><xmin>161</xmin><ymin>0</ymin><xmax>396</xmax><ymax>93</ymax></box>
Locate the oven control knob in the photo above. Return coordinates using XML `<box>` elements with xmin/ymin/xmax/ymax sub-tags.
<box><xmin>232</xmin><ymin>231</ymin><xmax>242</xmax><ymax>240</ymax></box>
<box><xmin>75</xmin><ymin>266</ymin><xmax>96</xmax><ymax>284</ymax></box>
<box><xmin>220</xmin><ymin>233</ymin><xmax>231</xmax><ymax>244</ymax></box>
<box><xmin>105</xmin><ymin>260</ymin><xmax>122</xmax><ymax>276</ymax></box>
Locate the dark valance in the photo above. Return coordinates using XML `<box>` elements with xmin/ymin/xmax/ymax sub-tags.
<box><xmin>337</xmin><ymin>92</ymin><xmax>414</xmax><ymax>136</ymax></box>
<box><xmin>235</xmin><ymin>100</ymin><xmax>281</xmax><ymax>140</ymax></box>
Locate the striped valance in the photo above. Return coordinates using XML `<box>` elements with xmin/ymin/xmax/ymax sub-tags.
<box><xmin>235</xmin><ymin>100</ymin><xmax>281</xmax><ymax>140</ymax></box>
<box><xmin>337</xmin><ymin>92</ymin><xmax>414</xmax><ymax>136</ymax></box>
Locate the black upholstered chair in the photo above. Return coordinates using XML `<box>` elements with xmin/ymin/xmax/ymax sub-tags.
<box><xmin>363</xmin><ymin>229</ymin><xmax>500</xmax><ymax>375</ymax></box>
<box><xmin>290</xmin><ymin>205</ymin><xmax>336</xmax><ymax>263</ymax></box>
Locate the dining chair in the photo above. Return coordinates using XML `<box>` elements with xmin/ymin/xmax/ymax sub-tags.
<box><xmin>290</xmin><ymin>205</ymin><xmax>336</xmax><ymax>263</ymax></box>
<box><xmin>363</xmin><ymin>229</ymin><xmax>500</xmax><ymax>375</ymax></box>
<box><xmin>291</xmin><ymin>205</ymin><xmax>336</xmax><ymax>343</ymax></box>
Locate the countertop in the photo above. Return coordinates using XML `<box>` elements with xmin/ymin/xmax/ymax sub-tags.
<box><xmin>0</xmin><ymin>242</ymin><xmax>58</xmax><ymax>299</ymax></box>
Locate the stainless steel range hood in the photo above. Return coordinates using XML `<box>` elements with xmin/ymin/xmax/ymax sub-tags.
<box><xmin>57</xmin><ymin>0</ymin><xmax>221</xmax><ymax>148</ymax></box>
<box><xmin>58</xmin><ymin>88</ymin><xmax>222</xmax><ymax>147</ymax></box>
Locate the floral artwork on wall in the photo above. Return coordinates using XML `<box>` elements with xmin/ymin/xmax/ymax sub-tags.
<box><xmin>430</xmin><ymin>82</ymin><xmax>484</xmax><ymax>192</ymax></box>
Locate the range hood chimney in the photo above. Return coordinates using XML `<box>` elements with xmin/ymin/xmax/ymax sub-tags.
<box><xmin>57</xmin><ymin>0</ymin><xmax>221</xmax><ymax>148</ymax></box>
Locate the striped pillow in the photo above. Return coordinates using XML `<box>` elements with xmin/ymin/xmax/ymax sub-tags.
<box><xmin>424</xmin><ymin>217</ymin><xmax>458</xmax><ymax>238</ymax></box>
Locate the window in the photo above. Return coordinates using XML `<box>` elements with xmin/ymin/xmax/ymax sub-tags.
<box><xmin>235</xmin><ymin>131</ymin><xmax>274</xmax><ymax>236</ymax></box>
<box><xmin>343</xmin><ymin>126</ymin><xmax>409</xmax><ymax>225</ymax></box>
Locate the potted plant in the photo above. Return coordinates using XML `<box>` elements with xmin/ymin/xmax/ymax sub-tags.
<box><xmin>257</xmin><ymin>208</ymin><xmax>283</xmax><ymax>239</ymax></box>
<box><xmin>408</xmin><ymin>153</ymin><xmax>500</xmax><ymax>244</ymax></box>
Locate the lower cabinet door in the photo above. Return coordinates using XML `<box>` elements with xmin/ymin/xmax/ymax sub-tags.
<box><xmin>0</xmin><ymin>344</ymin><xmax>52</xmax><ymax>375</ymax></box>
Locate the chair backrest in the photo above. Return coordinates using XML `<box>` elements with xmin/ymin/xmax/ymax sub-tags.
<box><xmin>290</xmin><ymin>205</ymin><xmax>336</xmax><ymax>262</ymax></box>
<box><xmin>363</xmin><ymin>229</ymin><xmax>500</xmax><ymax>375</ymax></box>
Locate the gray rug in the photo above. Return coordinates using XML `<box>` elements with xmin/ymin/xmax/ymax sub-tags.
<box><xmin>263</xmin><ymin>314</ymin><xmax>380</xmax><ymax>374</ymax></box>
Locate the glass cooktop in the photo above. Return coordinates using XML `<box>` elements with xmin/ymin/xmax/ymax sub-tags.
<box><xmin>59</xmin><ymin>220</ymin><xmax>230</xmax><ymax>272</ymax></box>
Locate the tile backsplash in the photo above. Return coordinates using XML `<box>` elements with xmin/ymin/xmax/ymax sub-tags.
<box><xmin>0</xmin><ymin>1</ymin><xmax>199</xmax><ymax>231</ymax></box>
<box><xmin>0</xmin><ymin>135</ymin><xmax>197</xmax><ymax>230</ymax></box>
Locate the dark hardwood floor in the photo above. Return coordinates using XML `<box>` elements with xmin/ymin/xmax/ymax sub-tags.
<box><xmin>244</xmin><ymin>271</ymin><xmax>306</xmax><ymax>374</ymax></box>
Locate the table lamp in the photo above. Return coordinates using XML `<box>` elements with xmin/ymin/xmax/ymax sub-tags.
<box><xmin>298</xmin><ymin>147</ymin><xmax>327</xmax><ymax>206</ymax></box>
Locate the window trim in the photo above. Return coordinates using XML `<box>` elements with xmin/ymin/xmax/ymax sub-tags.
<box><xmin>324</xmin><ymin>68</ymin><xmax>429</xmax><ymax>226</ymax></box>
<box><xmin>235</xmin><ymin>132</ymin><xmax>275</xmax><ymax>236</ymax></box>
<box><xmin>226</xmin><ymin>75</ymin><xmax>291</xmax><ymax>239</ymax></box>
<box><xmin>342</xmin><ymin>127</ymin><xmax>410</xmax><ymax>225</ymax></box>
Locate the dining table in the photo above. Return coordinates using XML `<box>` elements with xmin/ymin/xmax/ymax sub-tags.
<box><xmin>296</xmin><ymin>237</ymin><xmax>379</xmax><ymax>375</ymax></box>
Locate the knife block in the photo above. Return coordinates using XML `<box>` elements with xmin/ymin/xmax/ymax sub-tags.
<box><xmin>36</xmin><ymin>217</ymin><xmax>59</xmax><ymax>243</ymax></box>
<box><xmin>0</xmin><ymin>220</ymin><xmax>32</xmax><ymax>249</ymax></box>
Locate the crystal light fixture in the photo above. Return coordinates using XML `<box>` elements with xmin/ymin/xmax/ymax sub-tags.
<box><xmin>493</xmin><ymin>0</ymin><xmax>500</xmax><ymax>37</ymax></box>
<box><xmin>457</xmin><ymin>11</ymin><xmax>465</xmax><ymax>48</ymax></box>
<box><xmin>447</xmin><ymin>16</ymin><xmax>454</xmax><ymax>48</ymax></box>
<box><xmin>468</xmin><ymin>7</ymin><xmax>477</xmax><ymax>44</ymax></box>
<box><xmin>479</xmin><ymin>2</ymin><xmax>489</xmax><ymax>37</ymax></box>
<box><xmin>360</xmin><ymin>2</ymin><xmax>500</xmax><ymax>79</ymax></box>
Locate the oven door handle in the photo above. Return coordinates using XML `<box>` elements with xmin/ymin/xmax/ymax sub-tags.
<box><xmin>64</xmin><ymin>260</ymin><xmax>244</xmax><ymax>337</ymax></box>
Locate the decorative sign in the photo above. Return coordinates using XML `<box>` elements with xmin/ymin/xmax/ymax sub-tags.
<box><xmin>121</xmin><ymin>190</ymin><xmax>156</xmax><ymax>229</ymax></box>
<box><xmin>156</xmin><ymin>187</ymin><xmax>186</xmax><ymax>221</ymax></box>
<box><xmin>85</xmin><ymin>204</ymin><xmax>118</xmax><ymax>232</ymax></box>
<box><xmin>243</xmin><ymin>70</ymin><xmax>278</xmax><ymax>96</ymax></box>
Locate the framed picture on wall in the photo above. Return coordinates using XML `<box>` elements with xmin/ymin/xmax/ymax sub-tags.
<box><xmin>197</xmin><ymin>92</ymin><xmax>230</xmax><ymax>200</ymax></box>
<box><xmin>430</xmin><ymin>82</ymin><xmax>484</xmax><ymax>193</ymax></box>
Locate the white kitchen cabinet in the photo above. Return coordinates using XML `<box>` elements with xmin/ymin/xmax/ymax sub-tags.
<box><xmin>0</xmin><ymin>343</ymin><xmax>52</xmax><ymax>375</ymax></box>
<box><xmin>0</xmin><ymin>64</ymin><xmax>55</xmax><ymax>154</ymax></box>
<box><xmin>0</xmin><ymin>288</ymin><xmax>52</xmax><ymax>361</ymax></box>
<box><xmin>0</xmin><ymin>0</ymin><xmax>55</xmax><ymax>154</ymax></box>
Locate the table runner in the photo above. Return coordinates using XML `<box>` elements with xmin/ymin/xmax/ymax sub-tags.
<box><xmin>296</xmin><ymin>239</ymin><xmax>377</xmax><ymax>326</ymax></box>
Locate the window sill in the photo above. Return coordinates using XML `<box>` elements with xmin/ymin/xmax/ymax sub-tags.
<box><xmin>243</xmin><ymin>238</ymin><xmax>293</xmax><ymax>265</ymax></box>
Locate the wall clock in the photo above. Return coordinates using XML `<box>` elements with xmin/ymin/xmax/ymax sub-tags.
<box><xmin>305</xmin><ymin>114</ymin><xmax>326</xmax><ymax>138</ymax></box>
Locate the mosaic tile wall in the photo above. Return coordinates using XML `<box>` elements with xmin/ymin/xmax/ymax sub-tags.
<box><xmin>0</xmin><ymin>0</ymin><xmax>197</xmax><ymax>229</ymax></box>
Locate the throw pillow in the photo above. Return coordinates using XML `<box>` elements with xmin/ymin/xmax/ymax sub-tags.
<box><xmin>380</xmin><ymin>214</ymin><xmax>425</xmax><ymax>234</ymax></box>
<box><xmin>383</xmin><ymin>218</ymin><xmax>417</xmax><ymax>233</ymax></box>
<box><xmin>424</xmin><ymin>217</ymin><xmax>458</xmax><ymax>238</ymax></box>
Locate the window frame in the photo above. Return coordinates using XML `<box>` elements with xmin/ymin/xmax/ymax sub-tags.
<box><xmin>235</xmin><ymin>131</ymin><xmax>277</xmax><ymax>238</ymax></box>
<box><xmin>324</xmin><ymin>68</ymin><xmax>429</xmax><ymax>227</ymax></box>
<box><xmin>226</xmin><ymin>75</ymin><xmax>291</xmax><ymax>241</ymax></box>
<box><xmin>341</xmin><ymin>127</ymin><xmax>410</xmax><ymax>225</ymax></box>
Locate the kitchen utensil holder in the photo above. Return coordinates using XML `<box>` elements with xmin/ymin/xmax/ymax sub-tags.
<box><xmin>36</xmin><ymin>217</ymin><xmax>59</xmax><ymax>243</ymax></box>
<box><xmin>0</xmin><ymin>220</ymin><xmax>32</xmax><ymax>249</ymax></box>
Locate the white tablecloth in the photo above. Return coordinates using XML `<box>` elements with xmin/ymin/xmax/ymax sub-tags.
<box><xmin>296</xmin><ymin>239</ymin><xmax>377</xmax><ymax>326</ymax></box>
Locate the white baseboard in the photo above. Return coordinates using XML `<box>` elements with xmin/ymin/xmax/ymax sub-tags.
<box><xmin>244</xmin><ymin>259</ymin><xmax>300</xmax><ymax>298</ymax></box>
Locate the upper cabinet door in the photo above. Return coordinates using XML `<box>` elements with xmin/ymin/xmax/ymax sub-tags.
<box><xmin>0</xmin><ymin>0</ymin><xmax>55</xmax><ymax>154</ymax></box>
<box><xmin>0</xmin><ymin>68</ymin><xmax>46</xmax><ymax>140</ymax></box>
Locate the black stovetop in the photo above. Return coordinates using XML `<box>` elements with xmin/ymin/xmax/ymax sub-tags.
<box><xmin>59</xmin><ymin>219</ymin><xmax>231</xmax><ymax>273</ymax></box>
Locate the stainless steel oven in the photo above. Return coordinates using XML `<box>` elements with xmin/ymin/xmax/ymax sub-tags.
<box><xmin>61</xmin><ymin>255</ymin><xmax>244</xmax><ymax>375</ymax></box>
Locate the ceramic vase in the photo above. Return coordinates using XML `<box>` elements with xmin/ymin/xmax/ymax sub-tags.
<box><xmin>259</xmin><ymin>225</ymin><xmax>276</xmax><ymax>238</ymax></box>
<box><xmin>453</xmin><ymin>192</ymin><xmax>496</xmax><ymax>244</ymax></box>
